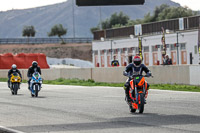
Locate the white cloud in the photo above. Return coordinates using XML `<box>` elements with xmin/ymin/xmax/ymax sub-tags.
<box><xmin>171</xmin><ymin>0</ymin><xmax>200</xmax><ymax>10</ymax></box>
<box><xmin>0</xmin><ymin>0</ymin><xmax>67</xmax><ymax>11</ymax></box>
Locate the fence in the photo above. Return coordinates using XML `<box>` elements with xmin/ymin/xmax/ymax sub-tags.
<box><xmin>93</xmin><ymin>15</ymin><xmax>200</xmax><ymax>40</ymax></box>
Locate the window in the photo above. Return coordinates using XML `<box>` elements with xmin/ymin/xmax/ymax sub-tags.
<box><xmin>170</xmin><ymin>44</ymin><xmax>176</xmax><ymax>51</ymax></box>
<box><xmin>93</xmin><ymin>51</ymin><xmax>98</xmax><ymax>55</ymax></box>
<box><xmin>161</xmin><ymin>45</ymin><xmax>163</xmax><ymax>51</ymax></box>
<box><xmin>180</xmin><ymin>43</ymin><xmax>186</xmax><ymax>50</ymax></box>
<box><xmin>135</xmin><ymin>47</ymin><xmax>139</xmax><ymax>53</ymax></box>
<box><xmin>144</xmin><ymin>46</ymin><xmax>149</xmax><ymax>52</ymax></box>
<box><xmin>194</xmin><ymin>45</ymin><xmax>198</xmax><ymax>54</ymax></box>
<box><xmin>152</xmin><ymin>46</ymin><xmax>158</xmax><ymax>52</ymax></box>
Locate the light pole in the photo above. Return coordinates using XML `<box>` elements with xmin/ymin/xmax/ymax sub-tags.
<box><xmin>176</xmin><ymin>32</ymin><xmax>184</xmax><ymax>65</ymax></box>
<box><xmin>101</xmin><ymin>38</ymin><xmax>115</xmax><ymax>63</ymax></box>
<box><xmin>176</xmin><ymin>32</ymin><xmax>179</xmax><ymax>65</ymax></box>
<box><xmin>110</xmin><ymin>39</ymin><xmax>113</xmax><ymax>61</ymax></box>
<box><xmin>99</xmin><ymin>6</ymin><xmax>102</xmax><ymax>30</ymax></box>
<box><xmin>72</xmin><ymin>0</ymin><xmax>75</xmax><ymax>38</ymax></box>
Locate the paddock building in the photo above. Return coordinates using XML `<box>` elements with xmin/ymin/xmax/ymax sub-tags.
<box><xmin>92</xmin><ymin>15</ymin><xmax>200</xmax><ymax>67</ymax></box>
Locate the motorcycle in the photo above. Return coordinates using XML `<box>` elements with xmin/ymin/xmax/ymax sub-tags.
<box><xmin>29</xmin><ymin>72</ymin><xmax>42</xmax><ymax>97</ymax></box>
<box><xmin>9</xmin><ymin>72</ymin><xmax>21</xmax><ymax>95</ymax></box>
<box><xmin>127</xmin><ymin>74</ymin><xmax>151</xmax><ymax>113</ymax></box>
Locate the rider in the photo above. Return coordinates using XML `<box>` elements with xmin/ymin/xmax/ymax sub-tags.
<box><xmin>123</xmin><ymin>55</ymin><xmax>151</xmax><ymax>103</ymax></box>
<box><xmin>8</xmin><ymin>64</ymin><xmax>22</xmax><ymax>88</ymax></box>
<box><xmin>27</xmin><ymin>61</ymin><xmax>41</xmax><ymax>89</ymax></box>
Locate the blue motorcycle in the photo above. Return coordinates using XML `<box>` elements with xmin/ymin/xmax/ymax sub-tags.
<box><xmin>30</xmin><ymin>72</ymin><xmax>42</xmax><ymax>97</ymax></box>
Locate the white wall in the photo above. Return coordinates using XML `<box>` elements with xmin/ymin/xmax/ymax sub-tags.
<box><xmin>189</xmin><ymin>65</ymin><xmax>200</xmax><ymax>85</ymax></box>
<box><xmin>1</xmin><ymin>65</ymin><xmax>200</xmax><ymax>85</ymax></box>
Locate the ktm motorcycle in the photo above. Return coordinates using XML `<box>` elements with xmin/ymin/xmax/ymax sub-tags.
<box><xmin>127</xmin><ymin>74</ymin><xmax>151</xmax><ymax>113</ymax></box>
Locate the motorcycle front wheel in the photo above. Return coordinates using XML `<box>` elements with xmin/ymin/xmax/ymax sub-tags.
<box><xmin>138</xmin><ymin>93</ymin><xmax>145</xmax><ymax>113</ymax></box>
<box><xmin>12</xmin><ymin>83</ymin><xmax>18</xmax><ymax>95</ymax></box>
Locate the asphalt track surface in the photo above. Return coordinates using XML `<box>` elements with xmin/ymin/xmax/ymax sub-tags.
<box><xmin>0</xmin><ymin>82</ymin><xmax>200</xmax><ymax>133</ymax></box>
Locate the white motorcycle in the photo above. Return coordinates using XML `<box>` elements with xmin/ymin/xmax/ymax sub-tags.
<box><xmin>30</xmin><ymin>72</ymin><xmax>42</xmax><ymax>97</ymax></box>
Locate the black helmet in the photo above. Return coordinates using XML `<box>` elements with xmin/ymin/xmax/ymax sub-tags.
<box><xmin>32</xmin><ymin>61</ymin><xmax>38</xmax><ymax>68</ymax></box>
<box><xmin>133</xmin><ymin>56</ymin><xmax>142</xmax><ymax>67</ymax></box>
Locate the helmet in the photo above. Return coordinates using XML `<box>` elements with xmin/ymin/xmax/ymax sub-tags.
<box><xmin>133</xmin><ymin>56</ymin><xmax>142</xmax><ymax>67</ymax></box>
<box><xmin>32</xmin><ymin>61</ymin><xmax>38</xmax><ymax>68</ymax></box>
<box><xmin>12</xmin><ymin>64</ymin><xmax>17</xmax><ymax>69</ymax></box>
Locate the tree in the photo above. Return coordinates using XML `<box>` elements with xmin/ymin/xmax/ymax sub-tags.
<box><xmin>48</xmin><ymin>24</ymin><xmax>67</xmax><ymax>44</ymax></box>
<box><xmin>90</xmin><ymin>4</ymin><xmax>199</xmax><ymax>32</ymax></box>
<box><xmin>91</xmin><ymin>11</ymin><xmax>130</xmax><ymax>31</ymax></box>
<box><xmin>143</xmin><ymin>4</ymin><xmax>198</xmax><ymax>23</ymax></box>
<box><xmin>90</xmin><ymin>27</ymin><xmax>100</xmax><ymax>34</ymax></box>
<box><xmin>22</xmin><ymin>25</ymin><xmax>36</xmax><ymax>44</ymax></box>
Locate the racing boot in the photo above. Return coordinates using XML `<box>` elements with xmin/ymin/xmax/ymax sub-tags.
<box><xmin>7</xmin><ymin>81</ymin><xmax>10</xmax><ymax>88</ymax></box>
<box><xmin>124</xmin><ymin>89</ymin><xmax>131</xmax><ymax>104</ymax></box>
<box><xmin>28</xmin><ymin>84</ymin><xmax>30</xmax><ymax>90</ymax></box>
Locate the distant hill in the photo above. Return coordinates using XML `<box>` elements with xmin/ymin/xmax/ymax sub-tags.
<box><xmin>0</xmin><ymin>0</ymin><xmax>180</xmax><ymax>38</ymax></box>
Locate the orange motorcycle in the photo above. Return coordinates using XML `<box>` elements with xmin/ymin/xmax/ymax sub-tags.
<box><xmin>128</xmin><ymin>74</ymin><xmax>150</xmax><ymax>113</ymax></box>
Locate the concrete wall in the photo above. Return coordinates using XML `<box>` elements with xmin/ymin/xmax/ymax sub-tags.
<box><xmin>92</xmin><ymin>67</ymin><xmax>127</xmax><ymax>83</ymax></box>
<box><xmin>0</xmin><ymin>65</ymin><xmax>199</xmax><ymax>85</ymax></box>
<box><xmin>189</xmin><ymin>65</ymin><xmax>200</xmax><ymax>85</ymax></box>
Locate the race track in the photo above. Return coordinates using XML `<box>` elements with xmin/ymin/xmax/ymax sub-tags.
<box><xmin>0</xmin><ymin>82</ymin><xmax>200</xmax><ymax>133</ymax></box>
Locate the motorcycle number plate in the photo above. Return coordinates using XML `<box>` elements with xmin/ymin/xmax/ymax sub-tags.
<box><xmin>136</xmin><ymin>77</ymin><xmax>139</xmax><ymax>79</ymax></box>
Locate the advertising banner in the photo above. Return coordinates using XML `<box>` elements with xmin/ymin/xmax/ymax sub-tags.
<box><xmin>138</xmin><ymin>36</ymin><xmax>143</xmax><ymax>60</ymax></box>
<box><xmin>161</xmin><ymin>27</ymin><xmax>166</xmax><ymax>56</ymax></box>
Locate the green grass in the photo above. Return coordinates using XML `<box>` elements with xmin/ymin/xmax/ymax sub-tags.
<box><xmin>43</xmin><ymin>78</ymin><xmax>124</xmax><ymax>87</ymax></box>
<box><xmin>150</xmin><ymin>84</ymin><xmax>200</xmax><ymax>92</ymax></box>
<box><xmin>1</xmin><ymin>78</ymin><xmax>200</xmax><ymax>92</ymax></box>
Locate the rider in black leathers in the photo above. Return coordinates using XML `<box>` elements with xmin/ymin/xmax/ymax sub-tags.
<box><xmin>27</xmin><ymin>61</ymin><xmax>41</xmax><ymax>89</ymax></box>
<box><xmin>123</xmin><ymin>56</ymin><xmax>151</xmax><ymax>102</ymax></box>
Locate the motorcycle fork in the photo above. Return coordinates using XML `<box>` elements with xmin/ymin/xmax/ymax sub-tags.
<box><xmin>135</xmin><ymin>80</ymin><xmax>139</xmax><ymax>104</ymax></box>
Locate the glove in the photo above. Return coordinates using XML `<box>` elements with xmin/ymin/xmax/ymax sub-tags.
<box><xmin>146</xmin><ymin>72</ymin><xmax>151</xmax><ymax>77</ymax></box>
<box><xmin>123</xmin><ymin>71</ymin><xmax>128</xmax><ymax>76</ymax></box>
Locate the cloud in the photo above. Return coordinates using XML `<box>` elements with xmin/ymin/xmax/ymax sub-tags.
<box><xmin>171</xmin><ymin>0</ymin><xmax>200</xmax><ymax>10</ymax></box>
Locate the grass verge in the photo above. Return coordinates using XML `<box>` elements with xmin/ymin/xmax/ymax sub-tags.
<box><xmin>0</xmin><ymin>78</ymin><xmax>200</xmax><ymax>92</ymax></box>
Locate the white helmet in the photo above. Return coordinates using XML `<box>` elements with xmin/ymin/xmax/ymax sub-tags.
<box><xmin>12</xmin><ymin>64</ymin><xmax>17</xmax><ymax>69</ymax></box>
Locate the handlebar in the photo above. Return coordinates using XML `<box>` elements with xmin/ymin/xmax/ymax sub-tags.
<box><xmin>131</xmin><ymin>74</ymin><xmax>148</xmax><ymax>78</ymax></box>
<box><xmin>123</xmin><ymin>71</ymin><xmax>153</xmax><ymax>78</ymax></box>
<box><xmin>129</xmin><ymin>74</ymin><xmax>153</xmax><ymax>79</ymax></box>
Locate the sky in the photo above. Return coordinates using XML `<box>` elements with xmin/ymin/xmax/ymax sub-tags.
<box><xmin>0</xmin><ymin>0</ymin><xmax>67</xmax><ymax>11</ymax></box>
<box><xmin>171</xmin><ymin>0</ymin><xmax>200</xmax><ymax>10</ymax></box>
<box><xmin>0</xmin><ymin>0</ymin><xmax>199</xmax><ymax>11</ymax></box>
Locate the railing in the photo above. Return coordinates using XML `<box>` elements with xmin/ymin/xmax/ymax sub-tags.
<box><xmin>0</xmin><ymin>38</ymin><xmax>93</xmax><ymax>44</ymax></box>
<box><xmin>93</xmin><ymin>15</ymin><xmax>200</xmax><ymax>40</ymax></box>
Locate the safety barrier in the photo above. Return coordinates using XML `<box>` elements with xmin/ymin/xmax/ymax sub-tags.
<box><xmin>0</xmin><ymin>53</ymin><xmax>49</xmax><ymax>69</ymax></box>
<box><xmin>0</xmin><ymin>65</ymin><xmax>200</xmax><ymax>85</ymax></box>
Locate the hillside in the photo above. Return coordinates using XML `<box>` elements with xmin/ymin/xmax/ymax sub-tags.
<box><xmin>0</xmin><ymin>0</ymin><xmax>180</xmax><ymax>38</ymax></box>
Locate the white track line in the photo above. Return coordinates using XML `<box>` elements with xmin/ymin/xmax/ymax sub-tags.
<box><xmin>0</xmin><ymin>126</ymin><xmax>25</xmax><ymax>133</ymax></box>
